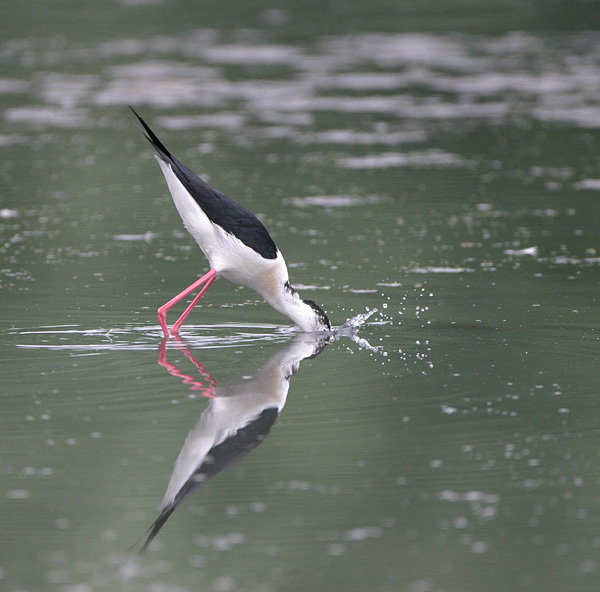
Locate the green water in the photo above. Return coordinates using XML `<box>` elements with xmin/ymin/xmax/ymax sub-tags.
<box><xmin>1</xmin><ymin>2</ymin><xmax>600</xmax><ymax>591</ymax></box>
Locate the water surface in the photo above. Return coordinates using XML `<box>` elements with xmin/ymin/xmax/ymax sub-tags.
<box><xmin>1</xmin><ymin>3</ymin><xmax>600</xmax><ymax>592</ymax></box>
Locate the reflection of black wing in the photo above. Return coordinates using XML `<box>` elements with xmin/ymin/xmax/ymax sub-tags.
<box><xmin>140</xmin><ymin>407</ymin><xmax>279</xmax><ymax>551</ymax></box>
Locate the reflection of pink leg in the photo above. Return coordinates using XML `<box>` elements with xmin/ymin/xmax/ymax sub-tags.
<box><xmin>157</xmin><ymin>269</ymin><xmax>217</xmax><ymax>337</ymax></box>
<box><xmin>182</xmin><ymin>348</ymin><xmax>217</xmax><ymax>391</ymax></box>
<box><xmin>157</xmin><ymin>336</ymin><xmax>215</xmax><ymax>397</ymax></box>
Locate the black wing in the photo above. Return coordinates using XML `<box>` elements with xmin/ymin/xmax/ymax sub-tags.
<box><xmin>130</xmin><ymin>107</ymin><xmax>278</xmax><ymax>260</ymax></box>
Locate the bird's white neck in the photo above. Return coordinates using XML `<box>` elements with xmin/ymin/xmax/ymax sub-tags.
<box><xmin>265</xmin><ymin>281</ymin><xmax>330</xmax><ymax>332</ymax></box>
<box><xmin>214</xmin><ymin>248</ymin><xmax>330</xmax><ymax>332</ymax></box>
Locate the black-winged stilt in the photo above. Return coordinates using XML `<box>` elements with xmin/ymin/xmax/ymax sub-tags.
<box><xmin>130</xmin><ymin>108</ymin><xmax>331</xmax><ymax>337</ymax></box>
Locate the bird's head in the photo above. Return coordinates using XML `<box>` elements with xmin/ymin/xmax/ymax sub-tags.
<box><xmin>302</xmin><ymin>299</ymin><xmax>331</xmax><ymax>332</ymax></box>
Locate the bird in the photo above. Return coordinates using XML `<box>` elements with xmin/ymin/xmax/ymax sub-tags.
<box><xmin>130</xmin><ymin>107</ymin><xmax>331</xmax><ymax>337</ymax></box>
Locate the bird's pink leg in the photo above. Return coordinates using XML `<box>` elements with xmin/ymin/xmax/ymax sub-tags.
<box><xmin>170</xmin><ymin>271</ymin><xmax>217</xmax><ymax>336</ymax></box>
<box><xmin>157</xmin><ymin>268</ymin><xmax>217</xmax><ymax>337</ymax></box>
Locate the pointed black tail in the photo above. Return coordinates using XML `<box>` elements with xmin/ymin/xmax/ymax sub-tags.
<box><xmin>129</xmin><ymin>106</ymin><xmax>173</xmax><ymax>163</ymax></box>
<box><xmin>130</xmin><ymin>504</ymin><xmax>177</xmax><ymax>553</ymax></box>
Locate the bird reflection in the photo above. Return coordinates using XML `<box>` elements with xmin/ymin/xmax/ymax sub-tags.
<box><xmin>139</xmin><ymin>333</ymin><xmax>329</xmax><ymax>551</ymax></box>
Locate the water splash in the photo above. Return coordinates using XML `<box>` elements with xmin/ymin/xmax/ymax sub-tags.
<box><xmin>333</xmin><ymin>308</ymin><xmax>381</xmax><ymax>352</ymax></box>
<box><xmin>337</xmin><ymin>307</ymin><xmax>379</xmax><ymax>331</ymax></box>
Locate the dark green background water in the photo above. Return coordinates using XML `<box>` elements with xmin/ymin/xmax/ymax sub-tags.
<box><xmin>1</xmin><ymin>1</ymin><xmax>600</xmax><ymax>591</ymax></box>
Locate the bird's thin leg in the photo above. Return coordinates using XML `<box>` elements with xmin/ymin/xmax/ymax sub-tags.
<box><xmin>170</xmin><ymin>269</ymin><xmax>218</xmax><ymax>336</ymax></box>
<box><xmin>157</xmin><ymin>269</ymin><xmax>217</xmax><ymax>337</ymax></box>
